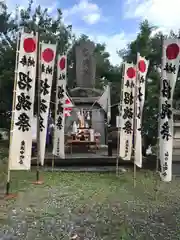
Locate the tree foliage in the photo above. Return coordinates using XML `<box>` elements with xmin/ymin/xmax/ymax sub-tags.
<box><xmin>118</xmin><ymin>20</ymin><xmax>180</xmax><ymax>146</ymax></box>
<box><xmin>1</xmin><ymin>1</ymin><xmax>178</xmax><ymax>147</ymax></box>
<box><xmin>0</xmin><ymin>1</ymin><xmax>121</xmax><ymax>128</ymax></box>
<box><xmin>118</xmin><ymin>20</ymin><xmax>163</xmax><ymax>145</ymax></box>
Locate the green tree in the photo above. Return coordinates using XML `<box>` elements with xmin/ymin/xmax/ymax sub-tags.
<box><xmin>118</xmin><ymin>20</ymin><xmax>180</xmax><ymax>147</ymax></box>
<box><xmin>0</xmin><ymin>0</ymin><xmax>74</xmax><ymax>128</ymax></box>
<box><xmin>0</xmin><ymin>3</ymin><xmax>17</xmax><ymax>128</ymax></box>
<box><xmin>0</xmin><ymin>0</ymin><xmax>122</xmax><ymax>129</ymax></box>
<box><xmin>118</xmin><ymin>20</ymin><xmax>163</xmax><ymax>147</ymax></box>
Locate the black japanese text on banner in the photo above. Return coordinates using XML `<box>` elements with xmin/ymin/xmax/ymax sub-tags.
<box><xmin>9</xmin><ymin>32</ymin><xmax>38</xmax><ymax>170</ymax></box>
<box><xmin>160</xmin><ymin>39</ymin><xmax>180</xmax><ymax>182</ymax></box>
<box><xmin>53</xmin><ymin>55</ymin><xmax>67</xmax><ymax>158</ymax></box>
<box><xmin>119</xmin><ymin>63</ymin><xmax>136</xmax><ymax>160</ymax></box>
<box><xmin>39</xmin><ymin>43</ymin><xmax>57</xmax><ymax>165</ymax></box>
<box><xmin>134</xmin><ymin>54</ymin><xmax>149</xmax><ymax>168</ymax></box>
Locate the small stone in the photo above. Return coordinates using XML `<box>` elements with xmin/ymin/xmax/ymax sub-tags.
<box><xmin>119</xmin><ymin>168</ymin><xmax>127</xmax><ymax>172</ymax></box>
<box><xmin>70</xmin><ymin>234</ymin><xmax>78</xmax><ymax>239</ymax></box>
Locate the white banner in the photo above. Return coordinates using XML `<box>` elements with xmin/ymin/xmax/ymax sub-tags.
<box><xmin>116</xmin><ymin>116</ymin><xmax>121</xmax><ymax>128</ymax></box>
<box><xmin>9</xmin><ymin>32</ymin><xmax>38</xmax><ymax>170</ymax></box>
<box><xmin>97</xmin><ymin>85</ymin><xmax>111</xmax><ymax>123</ymax></box>
<box><xmin>39</xmin><ymin>43</ymin><xmax>57</xmax><ymax>165</ymax></box>
<box><xmin>119</xmin><ymin>63</ymin><xmax>136</xmax><ymax>160</ymax></box>
<box><xmin>53</xmin><ymin>55</ymin><xmax>67</xmax><ymax>158</ymax></box>
<box><xmin>134</xmin><ymin>53</ymin><xmax>149</xmax><ymax>168</ymax></box>
<box><xmin>64</xmin><ymin>92</ymin><xmax>73</xmax><ymax>117</ymax></box>
<box><xmin>160</xmin><ymin>39</ymin><xmax>180</xmax><ymax>182</ymax></box>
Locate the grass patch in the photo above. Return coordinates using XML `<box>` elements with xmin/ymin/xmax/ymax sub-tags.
<box><xmin>0</xmin><ymin>170</ymin><xmax>179</xmax><ymax>239</ymax></box>
<box><xmin>0</xmin><ymin>143</ymin><xmax>180</xmax><ymax>239</ymax></box>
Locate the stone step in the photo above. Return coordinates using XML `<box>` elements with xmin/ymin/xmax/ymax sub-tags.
<box><xmin>173</xmin><ymin>155</ymin><xmax>180</xmax><ymax>161</ymax></box>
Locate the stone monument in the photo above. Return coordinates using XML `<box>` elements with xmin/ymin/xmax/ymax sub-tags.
<box><xmin>173</xmin><ymin>109</ymin><xmax>180</xmax><ymax>158</ymax></box>
<box><xmin>65</xmin><ymin>40</ymin><xmax>105</xmax><ymax>144</ymax></box>
<box><xmin>172</xmin><ymin>109</ymin><xmax>180</xmax><ymax>175</ymax></box>
<box><xmin>75</xmin><ymin>40</ymin><xmax>96</xmax><ymax>88</ymax></box>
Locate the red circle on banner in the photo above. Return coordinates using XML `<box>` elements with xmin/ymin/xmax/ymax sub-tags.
<box><xmin>23</xmin><ymin>38</ymin><xmax>36</xmax><ymax>53</ymax></box>
<box><xmin>126</xmin><ymin>67</ymin><xmax>136</xmax><ymax>78</ymax></box>
<box><xmin>166</xmin><ymin>43</ymin><xmax>179</xmax><ymax>60</ymax></box>
<box><xmin>42</xmin><ymin>48</ymin><xmax>54</xmax><ymax>63</ymax></box>
<box><xmin>59</xmin><ymin>57</ymin><xmax>66</xmax><ymax>70</ymax></box>
<box><xmin>138</xmin><ymin>60</ymin><xmax>146</xmax><ymax>73</ymax></box>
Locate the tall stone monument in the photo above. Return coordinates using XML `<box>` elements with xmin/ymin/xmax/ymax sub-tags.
<box><xmin>173</xmin><ymin>109</ymin><xmax>180</xmax><ymax>157</ymax></box>
<box><xmin>171</xmin><ymin>109</ymin><xmax>180</xmax><ymax>175</ymax></box>
<box><xmin>65</xmin><ymin>40</ymin><xmax>106</xmax><ymax>144</ymax></box>
<box><xmin>75</xmin><ymin>40</ymin><xmax>96</xmax><ymax>88</ymax></box>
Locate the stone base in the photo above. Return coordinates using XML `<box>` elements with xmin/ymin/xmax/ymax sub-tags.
<box><xmin>173</xmin><ymin>137</ymin><xmax>180</xmax><ymax>162</ymax></box>
<box><xmin>172</xmin><ymin>163</ymin><xmax>180</xmax><ymax>176</ymax></box>
<box><xmin>173</xmin><ymin>138</ymin><xmax>180</xmax><ymax>148</ymax></box>
<box><xmin>173</xmin><ymin>116</ymin><xmax>180</xmax><ymax>163</ymax></box>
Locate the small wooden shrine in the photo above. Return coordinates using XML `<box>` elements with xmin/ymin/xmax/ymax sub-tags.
<box><xmin>66</xmin><ymin>107</ymin><xmax>101</xmax><ymax>153</ymax></box>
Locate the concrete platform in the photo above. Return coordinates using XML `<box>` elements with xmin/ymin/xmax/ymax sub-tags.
<box><xmin>43</xmin><ymin>166</ymin><xmax>128</xmax><ymax>172</ymax></box>
<box><xmin>31</xmin><ymin>150</ymin><xmax>155</xmax><ymax>170</ymax></box>
<box><xmin>31</xmin><ymin>151</ymin><xmax>121</xmax><ymax>166</ymax></box>
<box><xmin>31</xmin><ymin>152</ymin><xmax>180</xmax><ymax>175</ymax></box>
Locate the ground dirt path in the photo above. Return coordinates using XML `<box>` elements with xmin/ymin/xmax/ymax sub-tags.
<box><xmin>0</xmin><ymin>171</ymin><xmax>179</xmax><ymax>239</ymax></box>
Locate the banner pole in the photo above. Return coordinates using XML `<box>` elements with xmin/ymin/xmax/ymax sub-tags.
<box><xmin>156</xmin><ymin>35</ymin><xmax>164</xmax><ymax>173</ymax></box>
<box><xmin>6</xmin><ymin>31</ymin><xmax>21</xmax><ymax>197</ymax></box>
<box><xmin>154</xmin><ymin>35</ymin><xmax>164</xmax><ymax>199</ymax></box>
<box><xmin>36</xmin><ymin>34</ymin><xmax>42</xmax><ymax>183</ymax></box>
<box><xmin>32</xmin><ymin>33</ymin><xmax>43</xmax><ymax>185</ymax></box>
<box><xmin>133</xmin><ymin>54</ymin><xmax>140</xmax><ymax>188</ymax></box>
<box><xmin>51</xmin><ymin>155</ymin><xmax>55</xmax><ymax>171</ymax></box>
<box><xmin>52</xmin><ymin>57</ymin><xmax>58</xmax><ymax>171</ymax></box>
<box><xmin>116</xmin><ymin>128</ymin><xmax>120</xmax><ymax>176</ymax></box>
<box><xmin>52</xmin><ymin>95</ymin><xmax>56</xmax><ymax>171</ymax></box>
<box><xmin>116</xmin><ymin>63</ymin><xmax>125</xmax><ymax>176</ymax></box>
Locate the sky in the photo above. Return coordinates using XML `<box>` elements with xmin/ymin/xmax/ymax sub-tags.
<box><xmin>4</xmin><ymin>0</ymin><xmax>180</xmax><ymax>65</ymax></box>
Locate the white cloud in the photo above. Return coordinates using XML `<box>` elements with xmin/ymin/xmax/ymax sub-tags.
<box><xmin>83</xmin><ymin>13</ymin><xmax>100</xmax><ymax>24</ymax></box>
<box><xmin>4</xmin><ymin>0</ymin><xmax>131</xmax><ymax>65</ymax></box>
<box><xmin>63</xmin><ymin>0</ymin><xmax>102</xmax><ymax>25</ymax></box>
<box><xmin>91</xmin><ymin>33</ymin><xmax>132</xmax><ymax>65</ymax></box>
<box><xmin>125</xmin><ymin>0</ymin><xmax>180</xmax><ymax>32</ymax></box>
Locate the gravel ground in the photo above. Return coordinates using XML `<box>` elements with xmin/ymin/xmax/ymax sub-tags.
<box><xmin>0</xmin><ymin>170</ymin><xmax>179</xmax><ymax>240</ymax></box>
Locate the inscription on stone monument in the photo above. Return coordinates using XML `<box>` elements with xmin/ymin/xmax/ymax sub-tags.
<box><xmin>75</xmin><ymin>40</ymin><xmax>96</xmax><ymax>88</ymax></box>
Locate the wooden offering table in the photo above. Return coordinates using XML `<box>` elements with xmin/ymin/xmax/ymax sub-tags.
<box><xmin>67</xmin><ymin>139</ymin><xmax>97</xmax><ymax>154</ymax></box>
<box><xmin>66</xmin><ymin>127</ymin><xmax>100</xmax><ymax>153</ymax></box>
